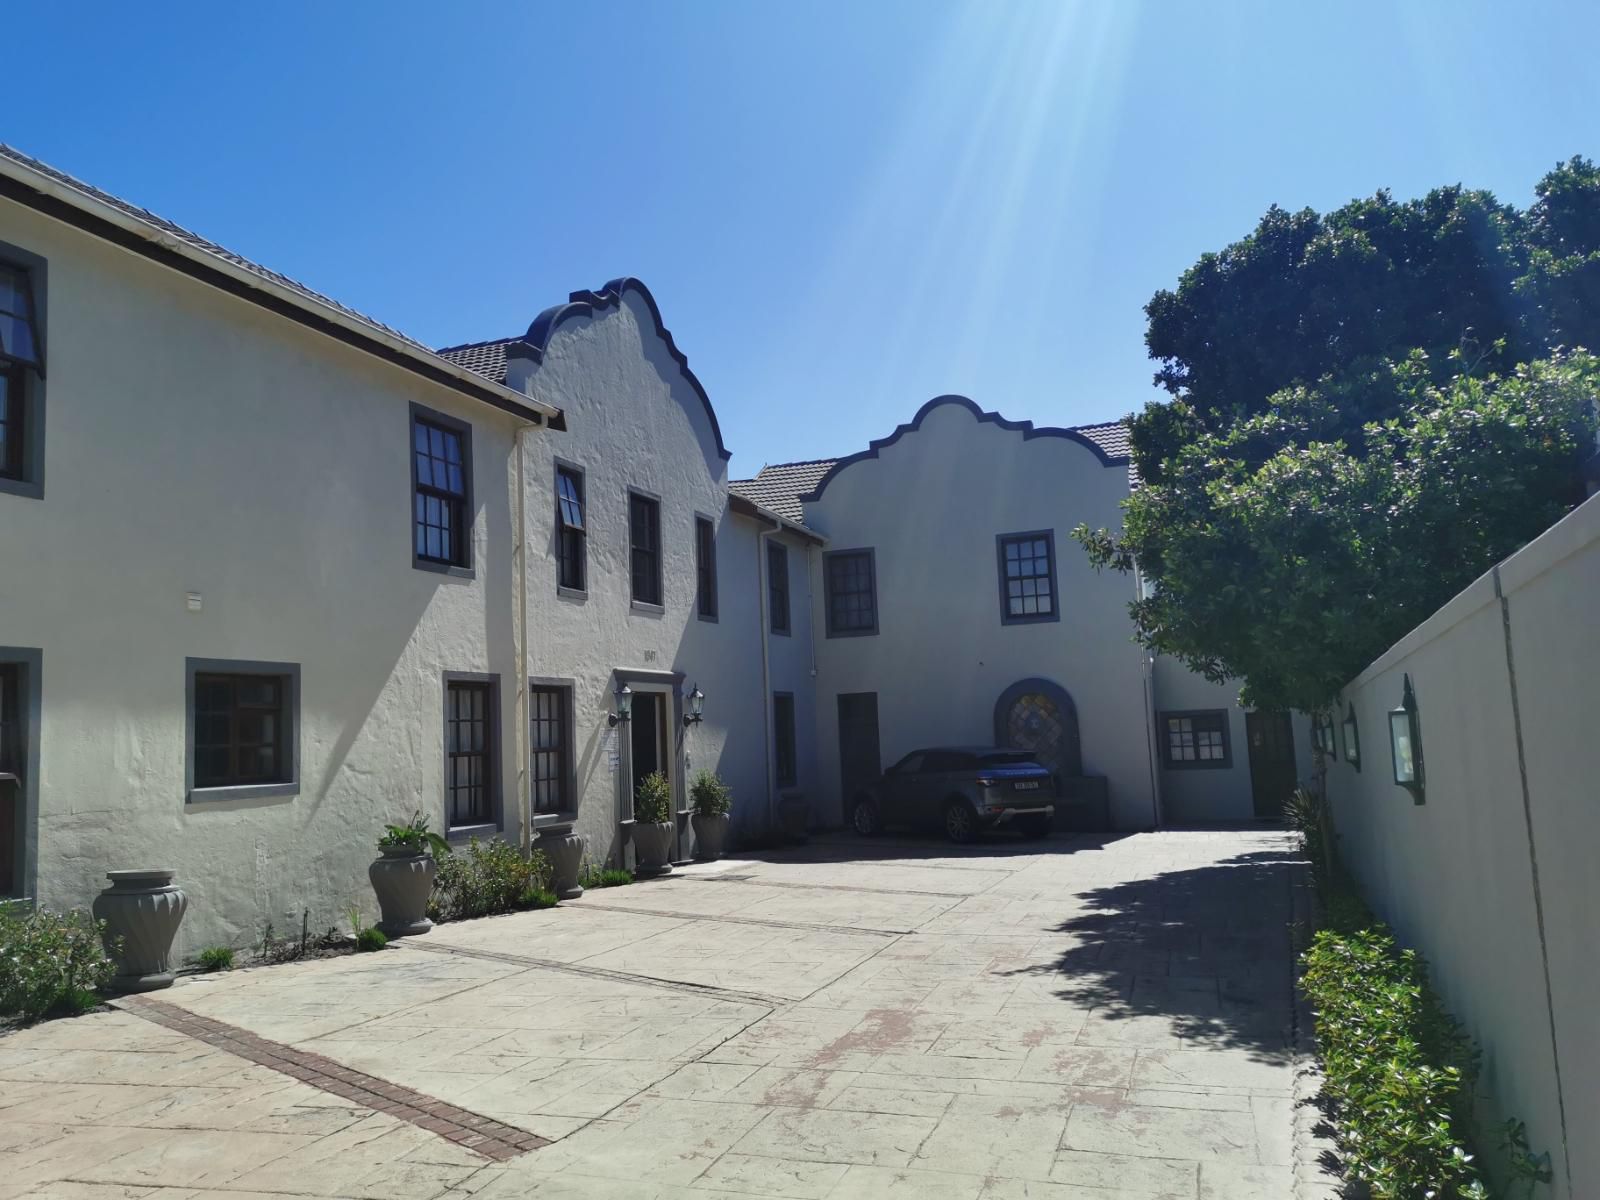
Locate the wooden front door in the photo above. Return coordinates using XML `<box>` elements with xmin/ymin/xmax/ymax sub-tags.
<box><xmin>1246</xmin><ymin>709</ymin><xmax>1297</xmax><ymax>819</ymax></box>
<box><xmin>837</xmin><ymin>692</ymin><xmax>881</xmax><ymax>819</ymax></box>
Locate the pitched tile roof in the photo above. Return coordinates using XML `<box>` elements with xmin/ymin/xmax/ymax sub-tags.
<box><xmin>730</xmin><ymin>460</ymin><xmax>837</xmax><ymax>523</ymax></box>
<box><xmin>436</xmin><ymin>336</ymin><xmax>515</xmax><ymax>383</ymax></box>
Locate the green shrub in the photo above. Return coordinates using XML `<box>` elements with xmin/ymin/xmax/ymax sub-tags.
<box><xmin>196</xmin><ymin>946</ymin><xmax>234</xmax><ymax>972</ymax></box>
<box><xmin>430</xmin><ymin>837</ymin><xmax>552</xmax><ymax>922</ymax></box>
<box><xmin>378</xmin><ymin>812</ymin><xmax>451</xmax><ymax>857</ymax></box>
<box><xmin>0</xmin><ymin>907</ymin><xmax>116</xmax><ymax>1020</ymax></box>
<box><xmin>689</xmin><ymin>769</ymin><xmax>732</xmax><ymax>817</ymax></box>
<box><xmin>518</xmin><ymin>888</ymin><xmax>559</xmax><ymax>910</ymax></box>
<box><xmin>634</xmin><ymin>770</ymin><xmax>672</xmax><ymax>824</ymax></box>
<box><xmin>577</xmin><ymin>861</ymin><xmax>633</xmax><ymax>889</ymax></box>
<box><xmin>355</xmin><ymin>927</ymin><xmax>387</xmax><ymax>953</ymax></box>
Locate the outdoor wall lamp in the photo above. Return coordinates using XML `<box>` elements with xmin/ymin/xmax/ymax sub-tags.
<box><xmin>1342</xmin><ymin>702</ymin><xmax>1361</xmax><ymax>770</ymax></box>
<box><xmin>683</xmin><ymin>686</ymin><xmax>705</xmax><ymax>727</ymax></box>
<box><xmin>609</xmin><ymin>684</ymin><xmax>633</xmax><ymax>727</ymax></box>
<box><xmin>1388</xmin><ymin>674</ymin><xmax>1424</xmax><ymax>803</ymax></box>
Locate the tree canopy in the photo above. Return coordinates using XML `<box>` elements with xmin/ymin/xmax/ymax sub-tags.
<box><xmin>1077</xmin><ymin>159</ymin><xmax>1600</xmax><ymax>713</ymax></box>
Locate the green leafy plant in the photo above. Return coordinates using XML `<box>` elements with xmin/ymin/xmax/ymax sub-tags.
<box><xmin>1500</xmin><ymin>1119</ymin><xmax>1554</xmax><ymax>1197</ymax></box>
<box><xmin>689</xmin><ymin>769</ymin><xmax>732</xmax><ymax>817</ymax></box>
<box><xmin>577</xmin><ymin>860</ymin><xmax>633</xmax><ymax>889</ymax></box>
<box><xmin>518</xmin><ymin>888</ymin><xmax>559</xmax><ymax>910</ymax></box>
<box><xmin>634</xmin><ymin>771</ymin><xmax>672</xmax><ymax>824</ymax></box>
<box><xmin>378</xmin><ymin>812</ymin><xmax>451</xmax><ymax>858</ymax></box>
<box><xmin>0</xmin><ymin>907</ymin><xmax>116</xmax><ymax>1021</ymax></box>
<box><xmin>196</xmin><ymin>946</ymin><xmax>234</xmax><ymax>972</ymax></box>
<box><xmin>355</xmin><ymin>927</ymin><xmax>387</xmax><ymax>953</ymax></box>
<box><xmin>430</xmin><ymin>837</ymin><xmax>552</xmax><ymax>922</ymax></box>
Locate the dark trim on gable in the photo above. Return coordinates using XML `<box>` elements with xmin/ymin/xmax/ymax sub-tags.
<box><xmin>801</xmin><ymin>395</ymin><xmax>1131</xmax><ymax>508</ymax></box>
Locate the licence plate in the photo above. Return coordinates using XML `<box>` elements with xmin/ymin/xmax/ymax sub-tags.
<box><xmin>1014</xmin><ymin>781</ymin><xmax>1040</xmax><ymax>791</ymax></box>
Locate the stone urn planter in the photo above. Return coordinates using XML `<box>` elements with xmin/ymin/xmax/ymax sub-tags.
<box><xmin>536</xmin><ymin>825</ymin><xmax>585</xmax><ymax>900</ymax></box>
<box><xmin>631</xmin><ymin>820</ymin><xmax>674</xmax><ymax>878</ymax></box>
<box><xmin>92</xmin><ymin>869</ymin><xmax>188</xmax><ymax>993</ymax></box>
<box><xmin>370</xmin><ymin>814</ymin><xmax>449</xmax><ymax>938</ymax></box>
<box><xmin>689</xmin><ymin>767</ymin><xmax>734</xmax><ymax>861</ymax></box>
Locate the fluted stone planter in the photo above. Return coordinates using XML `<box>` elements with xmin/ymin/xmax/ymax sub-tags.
<box><xmin>632</xmin><ymin>821</ymin><xmax>674</xmax><ymax>878</ymax></box>
<box><xmin>691</xmin><ymin>812</ymin><xmax>729</xmax><ymax>861</ymax></box>
<box><xmin>369</xmin><ymin>848</ymin><xmax>437</xmax><ymax>937</ymax></box>
<box><xmin>536</xmin><ymin>826</ymin><xmax>585</xmax><ymax>900</ymax></box>
<box><xmin>92</xmin><ymin>870</ymin><xmax>187</xmax><ymax>993</ymax></box>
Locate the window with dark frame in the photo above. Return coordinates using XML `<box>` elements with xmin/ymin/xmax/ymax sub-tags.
<box><xmin>446</xmin><ymin>680</ymin><xmax>494</xmax><ymax>827</ymax></box>
<box><xmin>0</xmin><ymin>663</ymin><xmax>18</xmax><ymax>898</ymax></box>
<box><xmin>0</xmin><ymin>260</ymin><xmax>44</xmax><ymax>485</ymax></box>
<box><xmin>556</xmin><ymin>466</ymin><xmax>586</xmax><ymax>592</ymax></box>
<box><xmin>629</xmin><ymin>493</ymin><xmax>662</xmax><ymax>605</ymax></box>
<box><xmin>0</xmin><ymin>366</ymin><xmax>23</xmax><ymax>482</ymax></box>
<box><xmin>1162</xmin><ymin>711</ymin><xmax>1231</xmax><ymax>769</ymax></box>
<box><xmin>825</xmin><ymin>550</ymin><xmax>877</xmax><ymax>636</ymax></box>
<box><xmin>774</xmin><ymin>692</ymin><xmax>797</xmax><ymax>788</ymax></box>
<box><xmin>529</xmin><ymin>685</ymin><xmax>570</xmax><ymax>815</ymax></box>
<box><xmin>998</xmin><ymin>531</ymin><xmax>1057</xmax><ymax>623</ymax></box>
<box><xmin>767</xmin><ymin>541</ymin><xmax>790</xmax><ymax>634</ymax></box>
<box><xmin>413</xmin><ymin>413</ymin><xmax>470</xmax><ymax>569</ymax></box>
<box><xmin>695</xmin><ymin>516</ymin><xmax>718</xmax><ymax>619</ymax></box>
<box><xmin>193</xmin><ymin>673</ymin><xmax>289</xmax><ymax>789</ymax></box>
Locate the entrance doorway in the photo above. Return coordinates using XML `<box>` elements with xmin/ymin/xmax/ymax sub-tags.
<box><xmin>629</xmin><ymin>691</ymin><xmax>668</xmax><ymax>802</ymax></box>
<box><xmin>1246</xmin><ymin>709</ymin><xmax>1297</xmax><ymax>818</ymax></box>
<box><xmin>837</xmin><ymin>692</ymin><xmax>881</xmax><ymax>817</ymax></box>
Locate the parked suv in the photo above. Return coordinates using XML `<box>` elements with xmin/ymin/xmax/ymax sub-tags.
<box><xmin>850</xmin><ymin>746</ymin><xmax>1055</xmax><ymax>843</ymax></box>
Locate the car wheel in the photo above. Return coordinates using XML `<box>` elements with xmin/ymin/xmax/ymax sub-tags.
<box><xmin>1018</xmin><ymin>814</ymin><xmax>1051</xmax><ymax>839</ymax></box>
<box><xmin>852</xmin><ymin>797</ymin><xmax>882</xmax><ymax>837</ymax></box>
<box><xmin>944</xmin><ymin>800</ymin><xmax>977</xmax><ymax>844</ymax></box>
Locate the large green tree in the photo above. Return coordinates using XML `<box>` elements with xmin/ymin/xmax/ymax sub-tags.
<box><xmin>1078</xmin><ymin>160</ymin><xmax>1600</xmax><ymax>713</ymax></box>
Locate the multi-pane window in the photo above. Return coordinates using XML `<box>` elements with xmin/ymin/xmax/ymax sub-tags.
<box><xmin>193</xmin><ymin>673</ymin><xmax>289</xmax><ymax>788</ymax></box>
<box><xmin>529</xmin><ymin>685</ymin><xmax>570</xmax><ymax>815</ymax></box>
<box><xmin>767</xmin><ymin>541</ymin><xmax>790</xmax><ymax>635</ymax></box>
<box><xmin>446</xmin><ymin>680</ymin><xmax>494</xmax><ymax>827</ymax></box>
<box><xmin>696</xmin><ymin>516</ymin><xmax>718</xmax><ymax>619</ymax></box>
<box><xmin>825</xmin><ymin>549</ymin><xmax>877</xmax><ymax>637</ymax></box>
<box><xmin>629</xmin><ymin>492</ymin><xmax>662</xmax><ymax>605</ymax></box>
<box><xmin>0</xmin><ymin>259</ymin><xmax>43</xmax><ymax>488</ymax></box>
<box><xmin>556</xmin><ymin>465</ymin><xmax>586</xmax><ymax>591</ymax></box>
<box><xmin>413</xmin><ymin>410</ymin><xmax>471</xmax><ymax>570</ymax></box>
<box><xmin>998</xmin><ymin>531</ymin><xmax>1057</xmax><ymax>623</ymax></box>
<box><xmin>0</xmin><ymin>366</ymin><xmax>23</xmax><ymax>481</ymax></box>
<box><xmin>1162</xmin><ymin>711</ymin><xmax>1231</xmax><ymax>770</ymax></box>
<box><xmin>774</xmin><ymin>692</ymin><xmax>797</xmax><ymax>788</ymax></box>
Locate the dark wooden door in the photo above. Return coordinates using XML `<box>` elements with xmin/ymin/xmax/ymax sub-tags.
<box><xmin>1246</xmin><ymin>709</ymin><xmax>1297</xmax><ymax>819</ymax></box>
<box><xmin>837</xmin><ymin>693</ymin><xmax>881</xmax><ymax>821</ymax></box>
<box><xmin>630</xmin><ymin>692</ymin><xmax>663</xmax><ymax>793</ymax></box>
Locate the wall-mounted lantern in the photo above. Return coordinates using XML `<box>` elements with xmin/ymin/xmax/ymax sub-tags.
<box><xmin>609</xmin><ymin>683</ymin><xmax>633</xmax><ymax>728</ymax></box>
<box><xmin>1314</xmin><ymin>711</ymin><xmax>1337</xmax><ymax>756</ymax></box>
<box><xmin>1388</xmin><ymin>674</ymin><xmax>1423</xmax><ymax>803</ymax></box>
<box><xmin>1342</xmin><ymin>702</ymin><xmax>1360</xmax><ymax>770</ymax></box>
<box><xmin>683</xmin><ymin>686</ymin><xmax>705</xmax><ymax>727</ymax></box>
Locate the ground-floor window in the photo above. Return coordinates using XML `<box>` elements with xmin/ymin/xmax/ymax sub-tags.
<box><xmin>529</xmin><ymin>683</ymin><xmax>571</xmax><ymax>815</ymax></box>
<box><xmin>446</xmin><ymin>676</ymin><xmax>497</xmax><ymax>829</ymax></box>
<box><xmin>186</xmin><ymin>658</ymin><xmax>300</xmax><ymax>801</ymax></box>
<box><xmin>774</xmin><ymin>692</ymin><xmax>797</xmax><ymax>788</ymax></box>
<box><xmin>0</xmin><ymin>660</ymin><xmax>23</xmax><ymax>897</ymax></box>
<box><xmin>1161</xmin><ymin>709</ymin><xmax>1231</xmax><ymax>769</ymax></box>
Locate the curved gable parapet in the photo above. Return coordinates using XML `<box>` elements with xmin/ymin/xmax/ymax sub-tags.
<box><xmin>521</xmin><ymin>277</ymin><xmax>731</xmax><ymax>462</ymax></box>
<box><xmin>800</xmin><ymin>394</ymin><xmax>1129</xmax><ymax>506</ymax></box>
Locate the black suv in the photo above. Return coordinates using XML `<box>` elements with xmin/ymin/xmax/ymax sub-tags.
<box><xmin>851</xmin><ymin>746</ymin><xmax>1055</xmax><ymax>843</ymax></box>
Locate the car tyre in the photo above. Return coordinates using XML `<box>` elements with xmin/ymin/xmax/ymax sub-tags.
<box><xmin>944</xmin><ymin>800</ymin><xmax>977</xmax><ymax>844</ymax></box>
<box><xmin>1018</xmin><ymin>814</ymin><xmax>1051</xmax><ymax>840</ymax></box>
<box><xmin>852</xmin><ymin>797</ymin><xmax>882</xmax><ymax>837</ymax></box>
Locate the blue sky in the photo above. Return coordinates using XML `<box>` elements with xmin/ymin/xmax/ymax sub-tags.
<box><xmin>8</xmin><ymin>1</ymin><xmax>1600</xmax><ymax>476</ymax></box>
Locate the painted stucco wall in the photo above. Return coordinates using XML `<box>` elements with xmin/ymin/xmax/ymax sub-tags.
<box><xmin>1326</xmin><ymin>492</ymin><xmax>1600</xmax><ymax>1200</ymax></box>
<box><xmin>801</xmin><ymin>399</ymin><xmax>1157</xmax><ymax>830</ymax></box>
<box><xmin>0</xmin><ymin>197</ymin><xmax>533</xmax><ymax>954</ymax></box>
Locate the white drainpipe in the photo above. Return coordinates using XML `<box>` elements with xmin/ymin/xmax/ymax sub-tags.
<box><xmin>513</xmin><ymin>422</ymin><xmax>535</xmax><ymax>855</ymax></box>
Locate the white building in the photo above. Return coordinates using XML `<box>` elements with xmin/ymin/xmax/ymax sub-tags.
<box><xmin>0</xmin><ymin>144</ymin><xmax>1307</xmax><ymax>953</ymax></box>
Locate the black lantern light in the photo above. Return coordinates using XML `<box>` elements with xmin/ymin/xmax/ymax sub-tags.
<box><xmin>1388</xmin><ymin>674</ymin><xmax>1423</xmax><ymax>802</ymax></box>
<box><xmin>609</xmin><ymin>683</ymin><xmax>633</xmax><ymax>727</ymax></box>
<box><xmin>684</xmin><ymin>686</ymin><xmax>705</xmax><ymax>727</ymax></box>
<box><xmin>1342</xmin><ymin>702</ymin><xmax>1360</xmax><ymax>770</ymax></box>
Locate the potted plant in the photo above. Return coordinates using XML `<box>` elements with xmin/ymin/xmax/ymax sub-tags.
<box><xmin>631</xmin><ymin>770</ymin><xmax>674</xmax><ymax>878</ymax></box>
<box><xmin>369</xmin><ymin>814</ymin><xmax>450</xmax><ymax>937</ymax></box>
<box><xmin>689</xmin><ymin>770</ymin><xmax>732</xmax><ymax>861</ymax></box>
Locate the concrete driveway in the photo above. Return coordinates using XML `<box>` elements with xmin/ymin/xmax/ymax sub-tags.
<box><xmin>0</xmin><ymin>829</ymin><xmax>1322</xmax><ymax>1199</ymax></box>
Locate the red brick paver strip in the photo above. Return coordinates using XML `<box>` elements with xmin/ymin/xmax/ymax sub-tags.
<box><xmin>118</xmin><ymin>995</ymin><xmax>548</xmax><ymax>1161</ymax></box>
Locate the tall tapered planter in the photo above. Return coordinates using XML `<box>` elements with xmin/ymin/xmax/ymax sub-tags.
<box><xmin>537</xmin><ymin>826</ymin><xmax>585</xmax><ymax>900</ymax></box>
<box><xmin>92</xmin><ymin>870</ymin><xmax>188</xmax><ymax>993</ymax></box>
<box><xmin>632</xmin><ymin>821</ymin><xmax>674</xmax><ymax>878</ymax></box>
<box><xmin>691</xmin><ymin>812</ymin><xmax>729</xmax><ymax>861</ymax></box>
<box><xmin>369</xmin><ymin>848</ymin><xmax>436</xmax><ymax>937</ymax></box>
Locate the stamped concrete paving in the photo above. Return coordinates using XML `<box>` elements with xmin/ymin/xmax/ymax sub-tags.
<box><xmin>0</xmin><ymin>829</ymin><xmax>1317</xmax><ymax>1199</ymax></box>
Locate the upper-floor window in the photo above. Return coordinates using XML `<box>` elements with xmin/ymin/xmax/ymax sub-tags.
<box><xmin>997</xmin><ymin>530</ymin><xmax>1059</xmax><ymax>624</ymax></box>
<box><xmin>696</xmin><ymin>516</ymin><xmax>718</xmax><ymax>620</ymax></box>
<box><xmin>0</xmin><ymin>253</ymin><xmax>46</xmax><ymax>499</ymax></box>
<box><xmin>825</xmin><ymin>549</ymin><xmax>878</xmax><ymax>637</ymax></box>
<box><xmin>186</xmin><ymin>658</ymin><xmax>301</xmax><ymax>801</ymax></box>
<box><xmin>556</xmin><ymin>464</ymin><xmax>586</xmax><ymax>592</ymax></box>
<box><xmin>629</xmin><ymin>492</ymin><xmax>662</xmax><ymax>606</ymax></box>
<box><xmin>1162</xmin><ymin>710</ymin><xmax>1231</xmax><ymax>770</ymax></box>
<box><xmin>411</xmin><ymin>405</ymin><xmax>473</xmax><ymax>574</ymax></box>
<box><xmin>768</xmin><ymin>541</ymin><xmax>790</xmax><ymax>635</ymax></box>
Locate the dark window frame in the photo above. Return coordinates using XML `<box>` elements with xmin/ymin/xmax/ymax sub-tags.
<box><xmin>824</xmin><ymin>548</ymin><xmax>879</xmax><ymax>638</ymax></box>
<box><xmin>555</xmin><ymin>460</ymin><xmax>587</xmax><ymax>596</ymax></box>
<box><xmin>767</xmin><ymin>540</ymin><xmax>790</xmax><ymax>636</ymax></box>
<box><xmin>996</xmin><ymin>529</ymin><xmax>1061</xmax><ymax>626</ymax></box>
<box><xmin>410</xmin><ymin>402</ymin><xmax>475</xmax><ymax>578</ymax></box>
<box><xmin>773</xmin><ymin>691</ymin><xmax>798</xmax><ymax>789</ymax></box>
<box><xmin>184</xmin><ymin>658</ymin><xmax>301</xmax><ymax>803</ymax></box>
<box><xmin>0</xmin><ymin>647</ymin><xmax>41</xmax><ymax>901</ymax></box>
<box><xmin>628</xmin><ymin>488</ymin><xmax>664</xmax><ymax>609</ymax></box>
<box><xmin>528</xmin><ymin>677</ymin><xmax>576</xmax><ymax>819</ymax></box>
<box><xmin>1160</xmin><ymin>709</ymin><xmax>1233</xmax><ymax>771</ymax></box>
<box><xmin>0</xmin><ymin>242</ymin><xmax>47</xmax><ymax>501</ymax></box>
<box><xmin>695</xmin><ymin>514</ymin><xmax>719</xmax><ymax>621</ymax></box>
<box><xmin>443</xmin><ymin>672</ymin><xmax>501</xmax><ymax>834</ymax></box>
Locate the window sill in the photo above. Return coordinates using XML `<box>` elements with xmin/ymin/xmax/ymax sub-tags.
<box><xmin>630</xmin><ymin>600</ymin><xmax>665</xmax><ymax>617</ymax></box>
<box><xmin>771</xmin><ymin>627</ymin><xmax>792</xmax><ymax>638</ymax></box>
<box><xmin>825</xmin><ymin>628</ymin><xmax>879</xmax><ymax>639</ymax></box>
<box><xmin>414</xmin><ymin>558</ymin><xmax>475</xmax><ymax>580</ymax></box>
<box><xmin>532</xmin><ymin>812</ymin><xmax>579</xmax><ymax>832</ymax></box>
<box><xmin>697</xmin><ymin>611</ymin><xmax>719</xmax><ymax>624</ymax></box>
<box><xmin>0</xmin><ymin>476</ymin><xmax>43</xmax><ymax>501</ymax></box>
<box><xmin>557</xmin><ymin>586</ymin><xmax>588</xmax><ymax>602</ymax></box>
<box><xmin>1000</xmin><ymin>611</ymin><xmax>1062</xmax><ymax>627</ymax></box>
<box><xmin>1161</xmin><ymin>760</ymin><xmax>1233</xmax><ymax>772</ymax></box>
<box><xmin>188</xmin><ymin>781</ymin><xmax>299</xmax><ymax>804</ymax></box>
<box><xmin>446</xmin><ymin>822</ymin><xmax>500</xmax><ymax>842</ymax></box>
